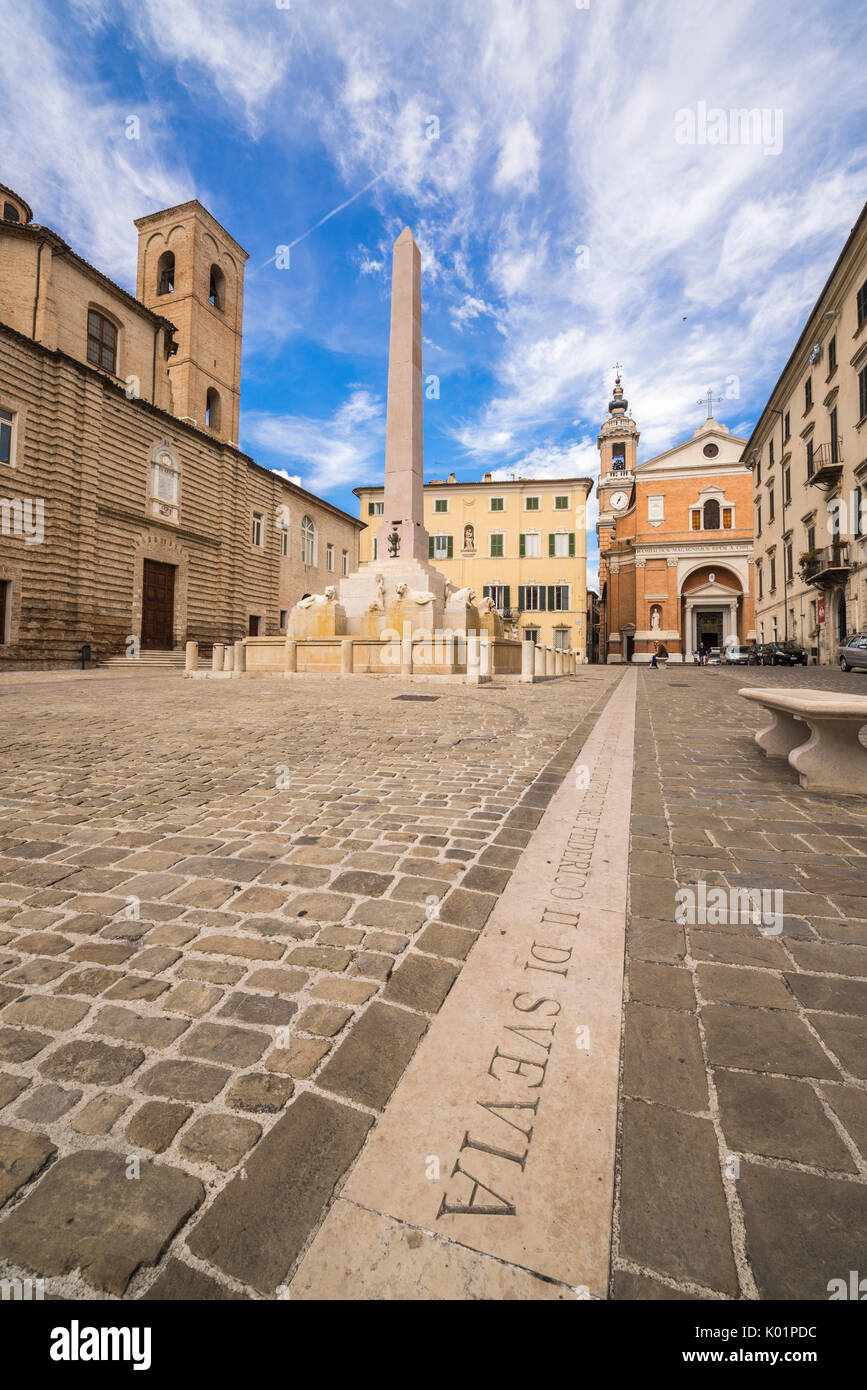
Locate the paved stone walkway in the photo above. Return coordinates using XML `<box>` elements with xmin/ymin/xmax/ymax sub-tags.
<box><xmin>0</xmin><ymin>665</ymin><xmax>864</xmax><ymax>1300</ymax></box>
<box><xmin>0</xmin><ymin>670</ymin><xmax>617</xmax><ymax>1298</ymax></box>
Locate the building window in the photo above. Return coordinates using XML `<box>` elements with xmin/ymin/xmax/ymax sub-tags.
<box><xmin>553</xmin><ymin>628</ymin><xmax>571</xmax><ymax>650</ymax></box>
<box><xmin>702</xmin><ymin>498</ymin><xmax>721</xmax><ymax>530</ymax></box>
<box><xmin>209</xmin><ymin>265</ymin><xmax>225</xmax><ymax>310</ymax></box>
<box><xmin>0</xmin><ymin>407</ymin><xmax>13</xmax><ymax>466</ymax></box>
<box><xmin>148</xmin><ymin>442</ymin><xmax>180</xmax><ymax>522</ymax></box>
<box><xmin>550</xmin><ymin>585</ymin><xmax>571</xmax><ymax>611</ymax></box>
<box><xmin>784</xmin><ymin>468</ymin><xmax>791</xmax><ymax>506</ymax></box>
<box><xmin>770</xmin><ymin>554</ymin><xmax>776</xmax><ymax>591</ymax></box>
<box><xmin>859</xmin><ymin>365</ymin><xmax>867</xmax><ymax>423</ymax></box>
<box><xmin>554</xmin><ymin>495</ymin><xmax>569</xmax><ymax>510</ymax></box>
<box><xmin>326</xmin><ymin>543</ymin><xmax>335</xmax><ymax>571</ymax></box>
<box><xmin>3</xmin><ymin>202</ymin><xmax>20</xmax><ymax>223</ymax></box>
<box><xmin>368</xmin><ymin>500</ymin><xmax>384</xmax><ymax>517</ymax></box>
<box><xmin>722</xmin><ymin>506</ymin><xmax>733</xmax><ymax>529</ymax></box>
<box><xmin>523</xmin><ymin>627</ymin><xmax>539</xmax><ymax>643</ymax></box>
<box><xmin>490</xmin><ymin>496</ymin><xmax>504</xmax><ymax>512</ymax></box>
<box><xmin>830</xmin><ymin>406</ymin><xmax>839</xmax><ymax>463</ymax></box>
<box><xmin>205</xmin><ymin>388</ymin><xmax>221</xmax><ymax>432</ymax></box>
<box><xmin>768</xmin><ymin>439</ymin><xmax>774</xmax><ymax>467</ymax></box>
<box><xmin>756</xmin><ymin>503</ymin><xmax>762</xmax><ymax>538</ymax></box>
<box><xmin>755</xmin><ymin>458</ymin><xmax>762</xmax><ymax>485</ymax></box>
<box><xmin>86</xmin><ymin>309</ymin><xmax>117</xmax><ymax>374</ymax></box>
<box><xmin>549</xmin><ymin>532</ymin><xmax>575</xmax><ymax>558</ymax></box>
<box><xmin>519</xmin><ymin>532</ymin><xmax>541</xmax><ymax>558</ymax></box>
<box><xmin>482</xmin><ymin>584</ymin><xmax>510</xmax><ymax>609</ymax></box>
<box><xmin>828</xmin><ymin>335</ymin><xmax>837</xmax><ymax>374</ymax></box>
<box><xmin>783</xmin><ymin>411</ymin><xmax>790</xmax><ymax>441</ymax></box>
<box><xmin>611</xmin><ymin>443</ymin><xmax>626</xmax><ymax>470</ymax></box>
<box><xmin>786</xmin><ymin>542</ymin><xmax>793</xmax><ymax>581</ymax></box>
<box><xmin>855</xmin><ymin>487</ymin><xmax>863</xmax><ymax>539</ymax></box>
<box><xmin>432</xmin><ymin>534</ymin><xmax>453</xmax><ymax>560</ymax></box>
<box><xmin>522</xmin><ymin>585</ymin><xmax>545</xmax><ymax>611</ymax></box>
<box><xmin>769</xmin><ymin>487</ymin><xmax>775</xmax><ymax>523</ymax></box>
<box><xmin>858</xmin><ymin>277</ymin><xmax>867</xmax><ymax>331</ymax></box>
<box><xmin>251</xmin><ymin>512</ymin><xmax>264</xmax><ymax>547</ymax></box>
<box><xmin>279</xmin><ymin>609</ymin><xmax>287</xmax><ymax>630</ymax></box>
<box><xmin>156</xmin><ymin>250</ymin><xmax>175</xmax><ymax>296</ymax></box>
<box><xmin>372</xmin><ymin>537</ymin><xmax>378</xmax><ymax>561</ymax></box>
<box><xmin>301</xmin><ymin>515</ymin><xmax>316</xmax><ymax>564</ymax></box>
<box><xmin>342</xmin><ymin>549</ymin><xmax>349</xmax><ymax>576</ymax></box>
<box><xmin>434</xmin><ymin>498</ymin><xmax>449</xmax><ymax>513</ymax></box>
<box><xmin>691</xmin><ymin>510</ymin><xmax>701</xmax><ymax>531</ymax></box>
<box><xmin>489</xmin><ymin>533</ymin><xmax>504</xmax><ymax>558</ymax></box>
<box><xmin>806</xmin><ymin>438</ymin><xmax>814</xmax><ymax>478</ymax></box>
<box><xmin>804</xmin><ymin>378</ymin><xmax>812</xmax><ymax>410</ymax></box>
<box><xmin>280</xmin><ymin>526</ymin><xmax>289</xmax><ymax>557</ymax></box>
<box><xmin>524</xmin><ymin>496</ymin><xmax>540</xmax><ymax>511</ymax></box>
<box><xmin>757</xmin><ymin>564</ymin><xmax>763</xmax><ymax>600</ymax></box>
<box><xmin>807</xmin><ymin>523</ymin><xmax>816</xmax><ymax>551</ymax></box>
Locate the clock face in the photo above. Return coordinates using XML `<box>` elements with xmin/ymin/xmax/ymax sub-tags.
<box><xmin>610</xmin><ymin>491</ymin><xmax>629</xmax><ymax>511</ymax></box>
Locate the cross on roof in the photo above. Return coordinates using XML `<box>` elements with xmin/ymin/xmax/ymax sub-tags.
<box><xmin>611</xmin><ymin>361</ymin><xmax>624</xmax><ymax>379</ymax></box>
<box><xmin>698</xmin><ymin>387</ymin><xmax>724</xmax><ymax>419</ymax></box>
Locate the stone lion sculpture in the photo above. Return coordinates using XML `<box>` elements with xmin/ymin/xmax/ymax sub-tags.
<box><xmin>446</xmin><ymin>586</ymin><xmax>476</xmax><ymax>606</ymax></box>
<box><xmin>476</xmin><ymin>596</ymin><xmax>496</xmax><ymax>614</ymax></box>
<box><xmin>395</xmin><ymin>582</ymin><xmax>436</xmax><ymax>605</ymax></box>
<box><xmin>297</xmin><ymin>586</ymin><xmax>337</xmax><ymax>609</ymax></box>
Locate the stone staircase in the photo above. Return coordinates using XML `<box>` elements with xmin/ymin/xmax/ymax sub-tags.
<box><xmin>100</xmin><ymin>649</ymin><xmax>187</xmax><ymax>673</ymax></box>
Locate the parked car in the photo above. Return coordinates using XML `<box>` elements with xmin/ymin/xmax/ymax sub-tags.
<box><xmin>724</xmin><ymin>644</ymin><xmax>753</xmax><ymax>665</ymax></box>
<box><xmin>837</xmin><ymin>633</ymin><xmax>867</xmax><ymax>671</ymax></box>
<box><xmin>751</xmin><ymin>641</ymin><xmax>808</xmax><ymax>667</ymax></box>
<box><xmin>706</xmin><ymin>647</ymin><xmax>722</xmax><ymax>666</ymax></box>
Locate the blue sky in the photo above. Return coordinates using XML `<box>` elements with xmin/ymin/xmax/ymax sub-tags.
<box><xmin>1</xmin><ymin>0</ymin><xmax>865</xmax><ymax>585</ymax></box>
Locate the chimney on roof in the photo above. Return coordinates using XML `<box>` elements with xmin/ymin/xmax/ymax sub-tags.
<box><xmin>483</xmin><ymin>472</ymin><xmax>492</xmax><ymax>482</ymax></box>
<box><xmin>447</xmin><ymin>471</ymin><xmax>456</xmax><ymax>483</ymax></box>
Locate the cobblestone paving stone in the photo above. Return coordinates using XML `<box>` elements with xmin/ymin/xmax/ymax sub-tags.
<box><xmin>0</xmin><ymin>670</ymin><xmax>618</xmax><ymax>1299</ymax></box>
<box><xmin>613</xmin><ymin>666</ymin><xmax>867</xmax><ymax>1302</ymax></box>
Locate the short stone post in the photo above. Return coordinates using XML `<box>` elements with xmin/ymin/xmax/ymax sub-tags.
<box><xmin>284</xmin><ymin>639</ymin><xmax>297</xmax><ymax>675</ymax></box>
<box><xmin>534</xmin><ymin>643</ymin><xmax>546</xmax><ymax>679</ymax></box>
<box><xmin>185</xmin><ymin>641</ymin><xmax>198</xmax><ymax>677</ymax></box>
<box><xmin>223</xmin><ymin>646</ymin><xmax>234</xmax><ymax>673</ymax></box>
<box><xmin>521</xmin><ymin>639</ymin><xmax>535</xmax><ymax>684</ymax></box>
<box><xmin>233</xmin><ymin>640</ymin><xmax>246</xmax><ymax>676</ymax></box>
<box><xmin>567</xmin><ymin>651</ymin><xmax>574</xmax><ymax>675</ymax></box>
<box><xmin>341</xmin><ymin>638</ymin><xmax>354</xmax><ymax>677</ymax></box>
<box><xmin>555</xmin><ymin>649</ymin><xmax>563</xmax><ymax>676</ymax></box>
<box><xmin>212</xmin><ymin>643</ymin><xmax>224</xmax><ymax>673</ymax></box>
<box><xmin>546</xmin><ymin>646</ymin><xmax>555</xmax><ymax>677</ymax></box>
<box><xmin>479</xmin><ymin>633</ymin><xmax>491</xmax><ymax>683</ymax></box>
<box><xmin>467</xmin><ymin>632</ymin><xmax>481</xmax><ymax>686</ymax></box>
<box><xmin>400</xmin><ymin>624</ymin><xmax>413</xmax><ymax>680</ymax></box>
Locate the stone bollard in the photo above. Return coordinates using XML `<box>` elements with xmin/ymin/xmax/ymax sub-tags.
<box><xmin>546</xmin><ymin>646</ymin><xmax>555</xmax><ymax>677</ymax></box>
<box><xmin>566</xmin><ymin>652</ymin><xmax>574</xmax><ymax>675</ymax></box>
<box><xmin>479</xmin><ymin>633</ymin><xmax>491</xmax><ymax>683</ymax></box>
<box><xmin>212</xmin><ymin>643</ymin><xmax>224</xmax><ymax>673</ymax></box>
<box><xmin>555</xmin><ymin>649</ymin><xmax>563</xmax><ymax>676</ymax></box>
<box><xmin>185</xmin><ymin>641</ymin><xmax>198</xmax><ymax>677</ymax></box>
<box><xmin>341</xmin><ymin>638</ymin><xmax>354</xmax><ymax>677</ymax></box>
<box><xmin>284</xmin><ymin>639</ymin><xmax>297</xmax><ymax>675</ymax></box>
<box><xmin>534</xmin><ymin>643</ymin><xmax>546</xmax><ymax>679</ymax></box>
<box><xmin>400</xmin><ymin>628</ymin><xmax>413</xmax><ymax>681</ymax></box>
<box><xmin>467</xmin><ymin>633</ymin><xmax>481</xmax><ymax>686</ymax></box>
<box><xmin>223</xmin><ymin>646</ymin><xmax>234</xmax><ymax>673</ymax></box>
<box><xmin>233</xmin><ymin>640</ymin><xmax>246</xmax><ymax>676</ymax></box>
<box><xmin>521</xmin><ymin>640</ymin><xmax>535</xmax><ymax>684</ymax></box>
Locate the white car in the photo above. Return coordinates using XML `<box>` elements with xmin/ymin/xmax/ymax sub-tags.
<box><xmin>706</xmin><ymin>647</ymin><xmax>722</xmax><ymax>666</ymax></box>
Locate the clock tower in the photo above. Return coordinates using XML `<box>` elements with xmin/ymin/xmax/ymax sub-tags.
<box><xmin>596</xmin><ymin>373</ymin><xmax>639</xmax><ymax>660</ymax></box>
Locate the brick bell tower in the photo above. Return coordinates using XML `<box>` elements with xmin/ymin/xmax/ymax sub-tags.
<box><xmin>596</xmin><ymin>371</ymin><xmax>639</xmax><ymax>661</ymax></box>
<box><xmin>134</xmin><ymin>201</ymin><xmax>248</xmax><ymax>445</ymax></box>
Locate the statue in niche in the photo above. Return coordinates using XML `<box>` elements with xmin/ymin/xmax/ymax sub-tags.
<box><xmin>650</xmin><ymin>606</ymin><xmax>661</xmax><ymax>630</ymax></box>
<box><xmin>297</xmin><ymin>586</ymin><xmax>337</xmax><ymax>609</ymax></box>
<box><xmin>463</xmin><ymin>523</ymin><xmax>475</xmax><ymax>551</ymax></box>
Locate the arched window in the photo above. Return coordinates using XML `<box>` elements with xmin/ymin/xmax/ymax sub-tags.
<box><xmin>301</xmin><ymin>515</ymin><xmax>316</xmax><ymax>565</ymax></box>
<box><xmin>205</xmin><ymin>388</ymin><xmax>221</xmax><ymax>432</ymax></box>
<box><xmin>702</xmin><ymin>498</ymin><xmax>721</xmax><ymax>530</ymax></box>
<box><xmin>156</xmin><ymin>250</ymin><xmax>175</xmax><ymax>296</ymax></box>
<box><xmin>209</xmin><ymin>265</ymin><xmax>225</xmax><ymax>310</ymax></box>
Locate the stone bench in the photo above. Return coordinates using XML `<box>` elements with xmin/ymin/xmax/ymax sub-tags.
<box><xmin>739</xmin><ymin>686</ymin><xmax>867</xmax><ymax>794</ymax></box>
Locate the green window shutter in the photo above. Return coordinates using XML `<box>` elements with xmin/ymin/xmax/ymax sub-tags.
<box><xmin>519</xmin><ymin>534</ymin><xmax>525</xmax><ymax>558</ymax></box>
<box><xmin>429</xmin><ymin>536</ymin><xmax>434</xmax><ymax>559</ymax></box>
<box><xmin>447</xmin><ymin>535</ymin><xmax>453</xmax><ymax>559</ymax></box>
<box><xmin>569</xmin><ymin>533</ymin><xmax>575</xmax><ymax>557</ymax></box>
<box><xmin>504</xmin><ymin>585</ymin><xmax>511</xmax><ymax>609</ymax></box>
<box><xmin>517</xmin><ymin>585</ymin><xmax>525</xmax><ymax>610</ymax></box>
<box><xmin>547</xmin><ymin>585</ymin><xmax>555</xmax><ymax>612</ymax></box>
<box><xmin>368</xmin><ymin>502</ymin><xmax>374</xmax><ymax>515</ymax></box>
<box><xmin>548</xmin><ymin>533</ymin><xmax>555</xmax><ymax>557</ymax></box>
<box><xmin>482</xmin><ymin>585</ymin><xmax>490</xmax><ymax>599</ymax></box>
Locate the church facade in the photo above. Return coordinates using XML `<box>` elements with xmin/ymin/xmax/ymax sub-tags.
<box><xmin>596</xmin><ymin>378</ymin><xmax>755</xmax><ymax>662</ymax></box>
<box><xmin>0</xmin><ymin>182</ymin><xmax>362</xmax><ymax>667</ymax></box>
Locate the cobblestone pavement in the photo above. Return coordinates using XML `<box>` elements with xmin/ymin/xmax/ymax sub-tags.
<box><xmin>614</xmin><ymin>665</ymin><xmax>867</xmax><ymax>1301</ymax></box>
<box><xmin>0</xmin><ymin>670</ymin><xmax>618</xmax><ymax>1299</ymax></box>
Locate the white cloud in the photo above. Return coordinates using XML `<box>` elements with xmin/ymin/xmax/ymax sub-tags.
<box><xmin>494</xmin><ymin>119</ymin><xmax>541</xmax><ymax>195</ymax></box>
<box><xmin>243</xmin><ymin>389</ymin><xmax>384</xmax><ymax>494</ymax></box>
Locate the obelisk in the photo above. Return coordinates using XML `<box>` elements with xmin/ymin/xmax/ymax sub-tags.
<box><xmin>377</xmin><ymin>228</ymin><xmax>429</xmax><ymax>563</ymax></box>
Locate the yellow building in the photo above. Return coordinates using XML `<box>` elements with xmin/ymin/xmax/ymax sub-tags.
<box><xmin>354</xmin><ymin>471</ymin><xmax>593</xmax><ymax>656</ymax></box>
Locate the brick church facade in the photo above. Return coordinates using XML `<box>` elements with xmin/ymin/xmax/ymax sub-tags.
<box><xmin>0</xmin><ymin>182</ymin><xmax>362</xmax><ymax>667</ymax></box>
<box><xmin>596</xmin><ymin>377</ymin><xmax>755</xmax><ymax>663</ymax></box>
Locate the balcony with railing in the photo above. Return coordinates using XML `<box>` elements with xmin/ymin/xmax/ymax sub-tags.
<box><xmin>807</xmin><ymin>439</ymin><xmax>844</xmax><ymax>487</ymax></box>
<box><xmin>801</xmin><ymin>541</ymin><xmax>852</xmax><ymax>585</ymax></box>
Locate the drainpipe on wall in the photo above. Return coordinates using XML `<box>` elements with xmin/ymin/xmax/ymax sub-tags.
<box><xmin>32</xmin><ymin>237</ymin><xmax>49</xmax><ymax>339</ymax></box>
